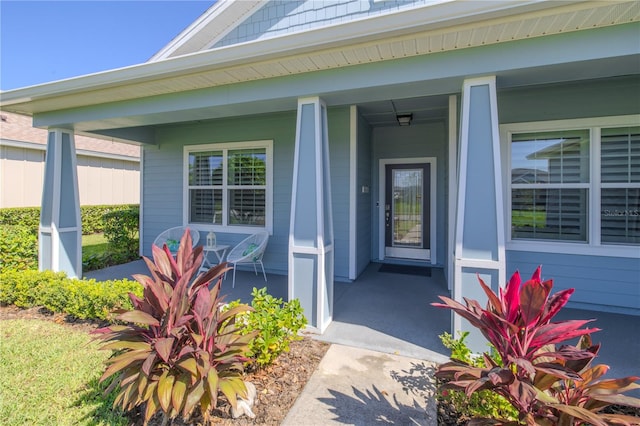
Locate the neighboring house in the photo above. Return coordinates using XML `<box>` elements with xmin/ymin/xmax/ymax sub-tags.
<box><xmin>0</xmin><ymin>111</ymin><xmax>140</xmax><ymax>208</ymax></box>
<box><xmin>0</xmin><ymin>1</ymin><xmax>638</xmax><ymax>339</ymax></box>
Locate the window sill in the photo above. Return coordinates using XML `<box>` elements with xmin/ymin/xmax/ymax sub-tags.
<box><xmin>188</xmin><ymin>223</ymin><xmax>272</xmax><ymax>236</ymax></box>
<box><xmin>507</xmin><ymin>240</ymin><xmax>639</xmax><ymax>259</ymax></box>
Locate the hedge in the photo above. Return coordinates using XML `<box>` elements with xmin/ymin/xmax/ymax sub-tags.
<box><xmin>0</xmin><ymin>269</ymin><xmax>143</xmax><ymax>321</ymax></box>
<box><xmin>0</xmin><ymin>204</ymin><xmax>139</xmax><ymax>235</ymax></box>
<box><xmin>0</xmin><ymin>225</ymin><xmax>38</xmax><ymax>272</ymax></box>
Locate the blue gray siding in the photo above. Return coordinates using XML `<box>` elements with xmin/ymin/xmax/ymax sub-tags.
<box><xmin>328</xmin><ymin>107</ymin><xmax>351</xmax><ymax>281</ymax></box>
<box><xmin>142</xmin><ymin>107</ymin><xmax>352</xmax><ymax>280</ymax></box>
<box><xmin>499</xmin><ymin>76</ymin><xmax>640</xmax><ymax>124</ymax></box>
<box><xmin>142</xmin><ymin>111</ymin><xmax>297</xmax><ymax>275</ymax></box>
<box><xmin>214</xmin><ymin>0</ymin><xmax>426</xmax><ymax>48</ymax></box>
<box><xmin>499</xmin><ymin>76</ymin><xmax>640</xmax><ymax>315</ymax></box>
<box><xmin>507</xmin><ymin>252</ymin><xmax>639</xmax><ymax>315</ymax></box>
<box><xmin>371</xmin><ymin>121</ymin><xmax>447</xmax><ymax>266</ymax></box>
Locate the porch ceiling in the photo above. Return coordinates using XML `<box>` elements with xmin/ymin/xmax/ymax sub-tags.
<box><xmin>358</xmin><ymin>95</ymin><xmax>450</xmax><ymax>127</ymax></box>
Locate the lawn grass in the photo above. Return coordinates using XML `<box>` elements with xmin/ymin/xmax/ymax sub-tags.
<box><xmin>82</xmin><ymin>233</ymin><xmax>109</xmax><ymax>258</ymax></box>
<box><xmin>0</xmin><ymin>319</ymin><xmax>128</xmax><ymax>426</ymax></box>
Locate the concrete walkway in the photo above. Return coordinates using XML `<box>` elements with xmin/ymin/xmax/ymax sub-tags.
<box><xmin>282</xmin><ymin>344</ymin><xmax>438</xmax><ymax>426</ymax></box>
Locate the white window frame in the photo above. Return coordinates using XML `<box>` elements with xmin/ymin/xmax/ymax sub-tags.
<box><xmin>183</xmin><ymin>140</ymin><xmax>273</xmax><ymax>235</ymax></box>
<box><xmin>501</xmin><ymin>115</ymin><xmax>639</xmax><ymax>259</ymax></box>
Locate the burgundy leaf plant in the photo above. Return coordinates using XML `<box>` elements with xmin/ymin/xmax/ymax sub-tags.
<box><xmin>432</xmin><ymin>266</ymin><xmax>640</xmax><ymax>425</ymax></box>
<box><xmin>93</xmin><ymin>230</ymin><xmax>256</xmax><ymax>425</ymax></box>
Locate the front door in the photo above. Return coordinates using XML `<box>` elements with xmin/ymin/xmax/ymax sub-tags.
<box><xmin>384</xmin><ymin>163</ymin><xmax>431</xmax><ymax>261</ymax></box>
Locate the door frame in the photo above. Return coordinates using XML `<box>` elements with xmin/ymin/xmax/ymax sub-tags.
<box><xmin>378</xmin><ymin>157</ymin><xmax>437</xmax><ymax>265</ymax></box>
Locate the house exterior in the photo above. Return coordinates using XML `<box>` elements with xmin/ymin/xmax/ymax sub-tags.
<box><xmin>1</xmin><ymin>111</ymin><xmax>140</xmax><ymax>208</ymax></box>
<box><xmin>1</xmin><ymin>0</ymin><xmax>638</xmax><ymax>340</ymax></box>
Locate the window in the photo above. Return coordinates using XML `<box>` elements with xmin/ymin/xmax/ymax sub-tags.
<box><xmin>600</xmin><ymin>126</ymin><xmax>640</xmax><ymax>244</ymax></box>
<box><xmin>504</xmin><ymin>117</ymin><xmax>639</xmax><ymax>253</ymax></box>
<box><xmin>511</xmin><ymin>130</ymin><xmax>590</xmax><ymax>242</ymax></box>
<box><xmin>184</xmin><ymin>141</ymin><xmax>272</xmax><ymax>233</ymax></box>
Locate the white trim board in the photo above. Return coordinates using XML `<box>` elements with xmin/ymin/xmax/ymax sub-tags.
<box><xmin>500</xmin><ymin>114</ymin><xmax>640</xmax><ymax>259</ymax></box>
<box><xmin>182</xmin><ymin>139</ymin><xmax>274</xmax><ymax>235</ymax></box>
<box><xmin>349</xmin><ymin>105</ymin><xmax>357</xmax><ymax>280</ymax></box>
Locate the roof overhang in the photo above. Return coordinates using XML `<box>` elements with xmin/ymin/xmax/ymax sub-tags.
<box><xmin>1</xmin><ymin>0</ymin><xmax>638</xmax><ymax>134</ymax></box>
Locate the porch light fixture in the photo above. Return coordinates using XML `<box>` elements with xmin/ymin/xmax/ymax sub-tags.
<box><xmin>396</xmin><ymin>113</ymin><xmax>413</xmax><ymax>126</ymax></box>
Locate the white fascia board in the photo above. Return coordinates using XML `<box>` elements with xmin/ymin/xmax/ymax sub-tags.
<box><xmin>0</xmin><ymin>0</ymin><xmax>573</xmax><ymax>109</ymax></box>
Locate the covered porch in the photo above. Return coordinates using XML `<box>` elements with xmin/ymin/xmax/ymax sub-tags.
<box><xmin>85</xmin><ymin>260</ymin><xmax>640</xmax><ymax>383</ymax></box>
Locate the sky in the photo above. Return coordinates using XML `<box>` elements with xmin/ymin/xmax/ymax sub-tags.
<box><xmin>0</xmin><ymin>1</ymin><xmax>214</xmax><ymax>91</ymax></box>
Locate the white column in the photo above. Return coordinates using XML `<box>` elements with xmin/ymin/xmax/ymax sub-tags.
<box><xmin>447</xmin><ymin>94</ymin><xmax>458</xmax><ymax>291</ymax></box>
<box><xmin>289</xmin><ymin>97</ymin><xmax>334</xmax><ymax>333</ymax></box>
<box><xmin>39</xmin><ymin>129</ymin><xmax>82</xmax><ymax>278</ymax></box>
<box><xmin>454</xmin><ymin>77</ymin><xmax>506</xmax><ymax>352</ymax></box>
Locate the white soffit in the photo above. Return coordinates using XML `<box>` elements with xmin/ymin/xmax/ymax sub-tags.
<box><xmin>1</xmin><ymin>1</ymin><xmax>638</xmax><ymax>115</ymax></box>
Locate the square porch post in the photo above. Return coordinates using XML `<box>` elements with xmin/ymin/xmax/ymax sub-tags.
<box><xmin>454</xmin><ymin>77</ymin><xmax>506</xmax><ymax>352</ymax></box>
<box><xmin>39</xmin><ymin>129</ymin><xmax>82</xmax><ymax>278</ymax></box>
<box><xmin>289</xmin><ymin>97</ymin><xmax>334</xmax><ymax>333</ymax></box>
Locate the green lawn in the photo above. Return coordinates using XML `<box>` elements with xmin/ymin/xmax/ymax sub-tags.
<box><xmin>512</xmin><ymin>211</ymin><xmax>547</xmax><ymax>228</ymax></box>
<box><xmin>0</xmin><ymin>319</ymin><xmax>128</xmax><ymax>426</ymax></box>
<box><xmin>82</xmin><ymin>233</ymin><xmax>108</xmax><ymax>257</ymax></box>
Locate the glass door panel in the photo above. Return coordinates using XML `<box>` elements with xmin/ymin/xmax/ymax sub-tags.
<box><xmin>392</xmin><ymin>169</ymin><xmax>423</xmax><ymax>248</ymax></box>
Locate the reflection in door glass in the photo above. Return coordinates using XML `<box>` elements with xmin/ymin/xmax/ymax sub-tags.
<box><xmin>392</xmin><ymin>169</ymin><xmax>423</xmax><ymax>248</ymax></box>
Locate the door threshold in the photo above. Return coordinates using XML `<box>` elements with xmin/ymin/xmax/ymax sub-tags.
<box><xmin>378</xmin><ymin>258</ymin><xmax>432</xmax><ymax>267</ymax></box>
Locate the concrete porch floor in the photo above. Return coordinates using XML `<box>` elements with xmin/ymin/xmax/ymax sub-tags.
<box><xmin>85</xmin><ymin>260</ymin><xmax>639</xmax><ymax>383</ymax></box>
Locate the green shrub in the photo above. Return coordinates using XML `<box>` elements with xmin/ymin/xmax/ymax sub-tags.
<box><xmin>0</xmin><ymin>207</ymin><xmax>40</xmax><ymax>232</ymax></box>
<box><xmin>102</xmin><ymin>206</ymin><xmax>139</xmax><ymax>256</ymax></box>
<box><xmin>226</xmin><ymin>287</ymin><xmax>307</xmax><ymax>368</ymax></box>
<box><xmin>0</xmin><ymin>204</ymin><xmax>139</xmax><ymax>235</ymax></box>
<box><xmin>0</xmin><ymin>269</ymin><xmax>142</xmax><ymax>321</ymax></box>
<box><xmin>82</xmin><ymin>251</ymin><xmax>134</xmax><ymax>272</ymax></box>
<box><xmin>438</xmin><ymin>332</ymin><xmax>518</xmax><ymax>422</ymax></box>
<box><xmin>0</xmin><ymin>225</ymin><xmax>38</xmax><ymax>272</ymax></box>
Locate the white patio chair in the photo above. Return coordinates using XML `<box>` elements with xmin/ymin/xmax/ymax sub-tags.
<box><xmin>153</xmin><ymin>226</ymin><xmax>200</xmax><ymax>254</ymax></box>
<box><xmin>226</xmin><ymin>231</ymin><xmax>269</xmax><ymax>288</ymax></box>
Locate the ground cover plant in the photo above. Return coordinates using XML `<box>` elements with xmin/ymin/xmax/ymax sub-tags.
<box><xmin>0</xmin><ymin>318</ymin><xmax>129</xmax><ymax>426</ymax></box>
<box><xmin>432</xmin><ymin>266</ymin><xmax>640</xmax><ymax>425</ymax></box>
<box><xmin>225</xmin><ymin>286</ymin><xmax>307</xmax><ymax>369</ymax></box>
<box><xmin>438</xmin><ymin>331</ymin><xmax>519</xmax><ymax>423</ymax></box>
<box><xmin>93</xmin><ymin>230</ymin><xmax>256</xmax><ymax>425</ymax></box>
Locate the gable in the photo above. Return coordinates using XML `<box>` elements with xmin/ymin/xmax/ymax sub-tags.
<box><xmin>152</xmin><ymin>0</ymin><xmax>429</xmax><ymax>59</ymax></box>
<box><xmin>213</xmin><ymin>0</ymin><xmax>428</xmax><ymax>49</ymax></box>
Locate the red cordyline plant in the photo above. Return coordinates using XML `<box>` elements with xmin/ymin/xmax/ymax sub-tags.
<box><xmin>93</xmin><ymin>230</ymin><xmax>256</xmax><ymax>425</ymax></box>
<box><xmin>432</xmin><ymin>266</ymin><xmax>640</xmax><ymax>425</ymax></box>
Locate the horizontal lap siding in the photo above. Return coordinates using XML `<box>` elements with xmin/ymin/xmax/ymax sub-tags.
<box><xmin>500</xmin><ymin>77</ymin><xmax>640</xmax><ymax>315</ymax></box>
<box><xmin>328</xmin><ymin>107</ymin><xmax>351</xmax><ymax>281</ymax></box>
<box><xmin>507</xmin><ymin>251</ymin><xmax>640</xmax><ymax>315</ymax></box>
<box><xmin>142</xmin><ymin>112</ymin><xmax>296</xmax><ymax>276</ymax></box>
<box><xmin>143</xmin><ymin>108</ymin><xmax>352</xmax><ymax>279</ymax></box>
<box><xmin>142</xmin><ymin>143</ymin><xmax>184</xmax><ymax>254</ymax></box>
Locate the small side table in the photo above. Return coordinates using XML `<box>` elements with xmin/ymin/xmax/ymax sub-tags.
<box><xmin>199</xmin><ymin>244</ymin><xmax>230</xmax><ymax>273</ymax></box>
